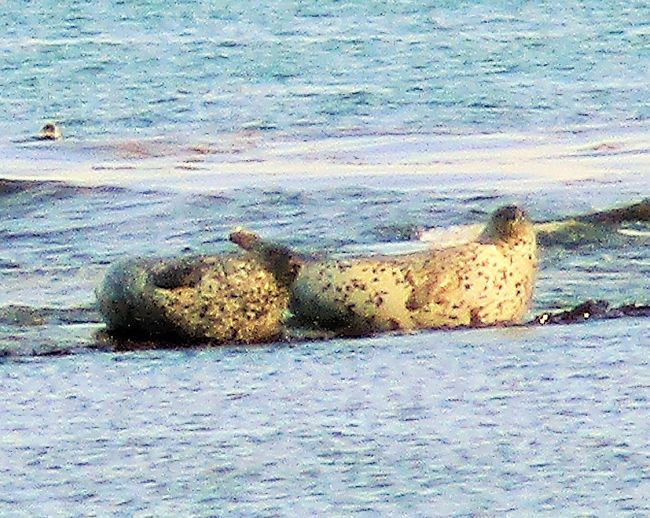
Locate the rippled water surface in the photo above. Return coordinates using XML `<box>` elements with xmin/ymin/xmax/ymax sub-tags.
<box><xmin>0</xmin><ymin>177</ymin><xmax>648</xmax><ymax>516</ymax></box>
<box><xmin>2</xmin><ymin>320</ymin><xmax>650</xmax><ymax>516</ymax></box>
<box><xmin>1</xmin><ymin>1</ymin><xmax>649</xmax><ymax>141</ymax></box>
<box><xmin>1</xmin><ymin>1</ymin><xmax>650</xmax><ymax>516</ymax></box>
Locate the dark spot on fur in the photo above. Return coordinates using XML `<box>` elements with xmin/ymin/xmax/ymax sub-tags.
<box><xmin>404</xmin><ymin>270</ymin><xmax>416</xmax><ymax>286</ymax></box>
<box><xmin>470</xmin><ymin>309</ymin><xmax>482</xmax><ymax>327</ymax></box>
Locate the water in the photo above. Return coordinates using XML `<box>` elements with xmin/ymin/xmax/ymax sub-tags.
<box><xmin>1</xmin><ymin>1</ymin><xmax>649</xmax><ymax>142</ymax></box>
<box><xmin>2</xmin><ymin>321</ymin><xmax>650</xmax><ymax>515</ymax></box>
<box><xmin>1</xmin><ymin>1</ymin><xmax>649</xmax><ymax>516</ymax></box>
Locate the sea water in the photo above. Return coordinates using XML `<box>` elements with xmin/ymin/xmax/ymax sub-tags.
<box><xmin>0</xmin><ymin>1</ymin><xmax>649</xmax><ymax>516</ymax></box>
<box><xmin>1</xmin><ymin>1</ymin><xmax>649</xmax><ymax>141</ymax></box>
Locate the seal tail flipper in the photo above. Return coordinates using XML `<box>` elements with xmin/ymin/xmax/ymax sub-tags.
<box><xmin>229</xmin><ymin>228</ymin><xmax>262</xmax><ymax>252</ymax></box>
<box><xmin>229</xmin><ymin>228</ymin><xmax>303</xmax><ymax>286</ymax></box>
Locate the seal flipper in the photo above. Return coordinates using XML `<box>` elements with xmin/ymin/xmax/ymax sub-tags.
<box><xmin>229</xmin><ymin>228</ymin><xmax>263</xmax><ymax>252</ymax></box>
<box><xmin>229</xmin><ymin>229</ymin><xmax>303</xmax><ymax>286</ymax></box>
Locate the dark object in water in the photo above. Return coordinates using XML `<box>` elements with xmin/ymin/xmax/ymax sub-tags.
<box><xmin>577</xmin><ymin>198</ymin><xmax>650</xmax><ymax>225</ymax></box>
<box><xmin>535</xmin><ymin>198</ymin><xmax>650</xmax><ymax>247</ymax></box>
<box><xmin>38</xmin><ymin>122</ymin><xmax>62</xmax><ymax>140</ymax></box>
<box><xmin>532</xmin><ymin>300</ymin><xmax>650</xmax><ymax>326</ymax></box>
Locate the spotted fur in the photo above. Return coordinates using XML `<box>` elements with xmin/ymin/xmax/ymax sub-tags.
<box><xmin>96</xmin><ymin>254</ymin><xmax>291</xmax><ymax>343</ymax></box>
<box><xmin>98</xmin><ymin>205</ymin><xmax>537</xmax><ymax>343</ymax></box>
<box><xmin>289</xmin><ymin>206</ymin><xmax>538</xmax><ymax>335</ymax></box>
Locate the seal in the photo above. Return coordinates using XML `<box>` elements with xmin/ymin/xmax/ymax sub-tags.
<box><xmin>235</xmin><ymin>205</ymin><xmax>538</xmax><ymax>336</ymax></box>
<box><xmin>96</xmin><ymin>247</ymin><xmax>298</xmax><ymax>344</ymax></box>
<box><xmin>97</xmin><ymin>205</ymin><xmax>537</xmax><ymax>344</ymax></box>
<box><xmin>38</xmin><ymin>122</ymin><xmax>62</xmax><ymax>140</ymax></box>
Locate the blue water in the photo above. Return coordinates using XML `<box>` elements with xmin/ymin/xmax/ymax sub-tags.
<box><xmin>1</xmin><ymin>2</ymin><xmax>650</xmax><ymax>516</ymax></box>
<box><xmin>2</xmin><ymin>320</ymin><xmax>650</xmax><ymax>516</ymax></box>
<box><xmin>1</xmin><ymin>1</ymin><xmax>649</xmax><ymax>143</ymax></box>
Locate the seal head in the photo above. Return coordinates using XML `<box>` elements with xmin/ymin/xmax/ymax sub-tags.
<box><xmin>479</xmin><ymin>205</ymin><xmax>533</xmax><ymax>243</ymax></box>
<box><xmin>39</xmin><ymin>123</ymin><xmax>62</xmax><ymax>140</ymax></box>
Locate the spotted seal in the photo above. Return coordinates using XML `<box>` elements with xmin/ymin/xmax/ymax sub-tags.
<box><xmin>235</xmin><ymin>205</ymin><xmax>538</xmax><ymax>336</ymax></box>
<box><xmin>97</xmin><ymin>205</ymin><xmax>536</xmax><ymax>343</ymax></box>
<box><xmin>96</xmin><ymin>246</ymin><xmax>299</xmax><ymax>344</ymax></box>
